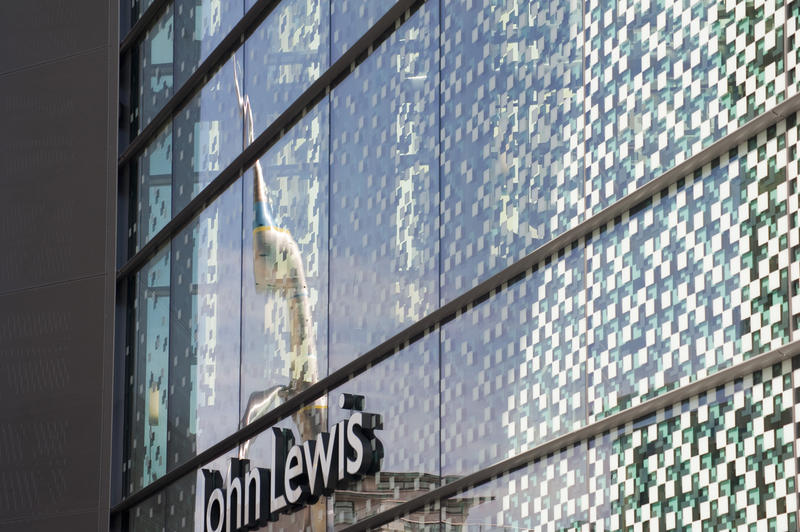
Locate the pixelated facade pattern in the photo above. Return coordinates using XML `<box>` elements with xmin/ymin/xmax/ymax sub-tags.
<box><xmin>441</xmin><ymin>243</ymin><xmax>586</xmax><ymax>475</ymax></box>
<box><xmin>329</xmin><ymin>1</ymin><xmax>439</xmax><ymax>369</ymax></box>
<box><xmin>589</xmin><ymin>361</ymin><xmax>798</xmax><ymax>531</ymax></box>
<box><xmin>126</xmin><ymin>246</ymin><xmax>171</xmax><ymax>494</ymax></box>
<box><xmin>245</xmin><ymin>0</ymin><xmax>328</xmax><ymax>128</ymax></box>
<box><xmin>586</xmin><ymin>117</ymin><xmax>792</xmax><ymax>422</ymax></box>
<box><xmin>440</xmin><ymin>360</ymin><xmax>798</xmax><ymax>531</ymax></box>
<box><xmin>331</xmin><ymin>0</ymin><xmax>396</xmax><ymax>61</ymax></box>
<box><xmin>440</xmin><ymin>0</ymin><xmax>585</xmax><ymax>301</ymax></box>
<box><xmin>134</xmin><ymin>123</ymin><xmax>173</xmax><ymax>251</ymax></box>
<box><xmin>172</xmin><ymin>52</ymin><xmax>244</xmax><ymax>215</ymax></box>
<box><xmin>132</xmin><ymin>4</ymin><xmax>174</xmax><ymax>137</ymax></box>
<box><xmin>584</xmin><ymin>0</ymin><xmax>787</xmax><ymax>214</ymax></box>
<box><xmin>168</xmin><ymin>182</ymin><xmax>243</xmax><ymax>469</ymax></box>
<box><xmin>328</xmin><ymin>336</ymin><xmax>441</xmax><ymax>525</ymax></box>
<box><xmin>173</xmin><ymin>0</ymin><xmax>244</xmax><ymax>88</ymax></box>
<box><xmin>121</xmin><ymin>0</ymin><xmax>800</xmax><ymax>529</ymax></box>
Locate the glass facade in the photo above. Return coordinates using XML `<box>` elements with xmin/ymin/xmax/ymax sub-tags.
<box><xmin>116</xmin><ymin>0</ymin><xmax>800</xmax><ymax>530</ymax></box>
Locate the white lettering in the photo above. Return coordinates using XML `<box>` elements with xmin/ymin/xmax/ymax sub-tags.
<box><xmin>284</xmin><ymin>445</ymin><xmax>305</xmax><ymax>505</ymax></box>
<box><xmin>206</xmin><ymin>488</ymin><xmax>224</xmax><ymax>532</ymax></box>
<box><xmin>302</xmin><ymin>426</ymin><xmax>337</xmax><ymax>496</ymax></box>
<box><xmin>347</xmin><ymin>412</ymin><xmax>365</xmax><ymax>476</ymax></box>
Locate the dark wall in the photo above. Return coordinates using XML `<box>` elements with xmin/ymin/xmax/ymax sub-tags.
<box><xmin>0</xmin><ymin>1</ymin><xmax>117</xmax><ymax>531</ymax></box>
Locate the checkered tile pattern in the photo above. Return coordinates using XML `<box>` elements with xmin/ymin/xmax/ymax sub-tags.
<box><xmin>786</xmin><ymin>116</ymin><xmax>800</xmax><ymax>337</ymax></box>
<box><xmin>586</xmin><ymin>117</ymin><xmax>793</xmax><ymax>423</ymax></box>
<box><xmin>789</xmin><ymin>1</ymin><xmax>800</xmax><ymax>97</ymax></box>
<box><xmin>442</xmin><ymin>443</ymin><xmax>588</xmax><ymax>531</ymax></box>
<box><xmin>585</xmin><ymin>0</ymin><xmax>788</xmax><ymax>215</ymax></box>
<box><xmin>443</xmin><ymin>114</ymin><xmax>798</xmax><ymax>473</ymax></box>
<box><xmin>590</xmin><ymin>360</ymin><xmax>798</xmax><ymax>531</ymax></box>
<box><xmin>441</xmin><ymin>243</ymin><xmax>586</xmax><ymax>473</ymax></box>
<box><xmin>436</xmin><ymin>361</ymin><xmax>798</xmax><ymax>531</ymax></box>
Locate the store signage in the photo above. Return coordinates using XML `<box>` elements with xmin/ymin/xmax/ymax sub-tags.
<box><xmin>201</xmin><ymin>395</ymin><xmax>383</xmax><ymax>532</ymax></box>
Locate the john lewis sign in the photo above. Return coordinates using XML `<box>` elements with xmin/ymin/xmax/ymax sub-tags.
<box><xmin>201</xmin><ymin>396</ymin><xmax>383</xmax><ymax>531</ymax></box>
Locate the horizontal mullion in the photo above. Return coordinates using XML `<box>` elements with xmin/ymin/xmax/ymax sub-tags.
<box><xmin>119</xmin><ymin>0</ymin><xmax>171</xmax><ymax>56</ymax></box>
<box><xmin>117</xmin><ymin>0</ymin><xmax>286</xmax><ymax>168</ymax></box>
<box><xmin>116</xmin><ymin>0</ymin><xmax>423</xmax><ymax>280</ymax></box>
<box><xmin>342</xmin><ymin>340</ymin><xmax>800</xmax><ymax>531</ymax></box>
<box><xmin>111</xmin><ymin>91</ymin><xmax>800</xmax><ymax>515</ymax></box>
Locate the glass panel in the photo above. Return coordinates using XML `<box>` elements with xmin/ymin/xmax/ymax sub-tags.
<box><xmin>132</xmin><ymin>51</ymin><xmax>245</xmax><ymax>251</ymax></box>
<box><xmin>240</xmin><ymin>103</ymin><xmax>329</xmax><ymax>426</ymax></box>
<box><xmin>132</xmin><ymin>5</ymin><xmax>174</xmax><ymax>137</ymax></box>
<box><xmin>440</xmin><ymin>116</ymin><xmax>796</xmax><ymax>477</ymax></box>
<box><xmin>440</xmin><ymin>0</ymin><xmax>584</xmax><ymax>301</ymax></box>
<box><xmin>589</xmin><ymin>360</ymin><xmax>798</xmax><ymax>530</ymax></box>
<box><xmin>444</xmin><ymin>444</ymin><xmax>588</xmax><ymax>530</ymax></box>
<box><xmin>245</xmin><ymin>0</ymin><xmax>329</xmax><ymax>129</ymax></box>
<box><xmin>126</xmin><ymin>181</ymin><xmax>243</xmax><ymax>495</ymax></box>
<box><xmin>238</xmin><ymin>336</ymin><xmax>438</xmax><ymax>529</ymax></box>
<box><xmin>329</xmin><ymin>335</ymin><xmax>440</xmax><ymax>525</ymax></box>
<box><xmin>127</xmin><ymin>488</ymin><xmax>165</xmax><ymax>532</ymax></box>
<box><xmin>331</xmin><ymin>0</ymin><xmax>396</xmax><ymax>62</ymax></box>
<box><xmin>168</xmin><ymin>182</ymin><xmax>243</xmax><ymax>469</ymax></box>
<box><xmin>173</xmin><ymin>51</ymin><xmax>244</xmax><ymax>214</ymax></box>
<box><xmin>584</xmin><ymin>0</ymin><xmax>788</xmax><ymax>213</ymax></box>
<box><xmin>174</xmin><ymin>0</ymin><xmax>245</xmax><ymax>88</ymax></box>
<box><xmin>587</xmin><ymin>120</ymin><xmax>793</xmax><ymax>421</ymax></box>
<box><xmin>441</xmin><ymin>361</ymin><xmax>798</xmax><ymax>530</ymax></box>
<box><xmin>329</xmin><ymin>2</ymin><xmax>439</xmax><ymax>370</ymax></box>
<box><xmin>125</xmin><ymin>246</ymin><xmax>171</xmax><ymax>495</ymax></box>
<box><xmin>441</xmin><ymin>244</ymin><xmax>586</xmax><ymax>478</ymax></box>
<box><xmin>240</xmin><ymin>417</ymin><xmax>327</xmax><ymax>531</ymax></box>
<box><xmin>127</xmin><ymin>450</ymin><xmax>238</xmax><ymax>532</ymax></box>
<box><xmin>133</xmin><ymin>123</ymin><xmax>172</xmax><ymax>252</ymax></box>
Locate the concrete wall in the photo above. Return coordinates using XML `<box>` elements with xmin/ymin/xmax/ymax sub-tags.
<box><xmin>0</xmin><ymin>1</ymin><xmax>117</xmax><ymax>531</ymax></box>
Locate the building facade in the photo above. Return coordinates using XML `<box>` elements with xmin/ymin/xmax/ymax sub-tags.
<box><xmin>113</xmin><ymin>0</ymin><xmax>800</xmax><ymax>530</ymax></box>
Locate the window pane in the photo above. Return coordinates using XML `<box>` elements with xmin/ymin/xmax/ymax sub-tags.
<box><xmin>125</xmin><ymin>182</ymin><xmax>243</xmax><ymax>495</ymax></box>
<box><xmin>440</xmin><ymin>0</ymin><xmax>584</xmax><ymax>301</ymax></box>
<box><xmin>439</xmin><ymin>361</ymin><xmax>798</xmax><ymax>531</ymax></box>
<box><xmin>168</xmin><ymin>181</ymin><xmax>243</xmax><ymax>468</ymax></box>
<box><xmin>132</xmin><ymin>123</ymin><xmax>172</xmax><ymax>252</ymax></box>
<box><xmin>328</xmin><ymin>335</ymin><xmax>440</xmax><ymax>525</ymax></box>
<box><xmin>244</xmin><ymin>0</ymin><xmax>329</xmax><ymax>129</ymax></box>
<box><xmin>331</xmin><ymin>0</ymin><xmax>396</xmax><ymax>62</ymax></box>
<box><xmin>329</xmin><ymin>2</ymin><xmax>439</xmax><ymax>370</ymax></box>
<box><xmin>174</xmin><ymin>0</ymin><xmax>245</xmax><ymax>88</ymax></box>
<box><xmin>131</xmin><ymin>5</ymin><xmax>174</xmax><ymax>137</ymax></box>
<box><xmin>585</xmin><ymin>0</ymin><xmax>788</xmax><ymax>212</ymax></box>
<box><xmin>441</xmin><ymin>244</ymin><xmax>585</xmax><ymax>476</ymax></box>
<box><xmin>125</xmin><ymin>246</ymin><xmax>171</xmax><ymax>494</ymax></box>
<box><xmin>173</xmin><ymin>51</ymin><xmax>244</xmax><ymax>214</ymax></box>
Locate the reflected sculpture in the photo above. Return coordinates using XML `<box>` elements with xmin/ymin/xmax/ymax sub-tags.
<box><xmin>233</xmin><ymin>58</ymin><xmax>327</xmax><ymax>529</ymax></box>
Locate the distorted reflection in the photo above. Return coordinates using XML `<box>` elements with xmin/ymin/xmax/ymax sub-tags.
<box><xmin>234</xmin><ymin>61</ymin><xmax>327</xmax><ymax>531</ymax></box>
